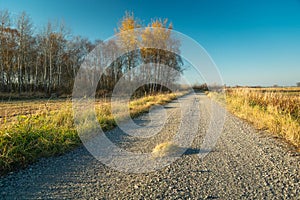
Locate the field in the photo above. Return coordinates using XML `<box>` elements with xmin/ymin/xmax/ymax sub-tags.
<box><xmin>208</xmin><ymin>87</ymin><xmax>300</xmax><ymax>150</ymax></box>
<box><xmin>0</xmin><ymin>92</ymin><xmax>183</xmax><ymax>175</ymax></box>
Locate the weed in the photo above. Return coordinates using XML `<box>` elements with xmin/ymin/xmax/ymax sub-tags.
<box><xmin>152</xmin><ymin>142</ymin><xmax>179</xmax><ymax>158</ymax></box>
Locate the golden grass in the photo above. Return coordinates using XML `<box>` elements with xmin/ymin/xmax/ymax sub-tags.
<box><xmin>208</xmin><ymin>88</ymin><xmax>300</xmax><ymax>150</ymax></box>
<box><xmin>152</xmin><ymin>142</ymin><xmax>178</xmax><ymax>158</ymax></box>
<box><xmin>0</xmin><ymin>92</ymin><xmax>186</xmax><ymax>175</ymax></box>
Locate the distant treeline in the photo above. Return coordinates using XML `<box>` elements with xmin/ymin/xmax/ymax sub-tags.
<box><xmin>0</xmin><ymin>11</ymin><xmax>183</xmax><ymax>97</ymax></box>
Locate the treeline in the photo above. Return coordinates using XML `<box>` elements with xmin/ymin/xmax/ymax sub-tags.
<box><xmin>0</xmin><ymin>11</ymin><xmax>183</xmax><ymax>97</ymax></box>
<box><xmin>0</xmin><ymin>11</ymin><xmax>92</xmax><ymax>96</ymax></box>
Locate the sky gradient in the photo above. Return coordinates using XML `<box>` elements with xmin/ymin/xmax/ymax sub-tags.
<box><xmin>1</xmin><ymin>0</ymin><xmax>299</xmax><ymax>86</ymax></box>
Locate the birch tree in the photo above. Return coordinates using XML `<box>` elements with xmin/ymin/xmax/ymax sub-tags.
<box><xmin>0</xmin><ymin>10</ymin><xmax>11</xmax><ymax>92</ymax></box>
<box><xmin>16</xmin><ymin>11</ymin><xmax>33</xmax><ymax>93</ymax></box>
<box><xmin>116</xmin><ymin>11</ymin><xmax>140</xmax><ymax>81</ymax></box>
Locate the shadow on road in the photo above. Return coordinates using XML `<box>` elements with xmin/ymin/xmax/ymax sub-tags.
<box><xmin>183</xmin><ymin>148</ymin><xmax>212</xmax><ymax>155</ymax></box>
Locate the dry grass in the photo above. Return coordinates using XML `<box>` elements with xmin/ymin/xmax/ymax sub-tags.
<box><xmin>208</xmin><ymin>87</ymin><xmax>300</xmax><ymax>150</ymax></box>
<box><xmin>0</xmin><ymin>92</ymin><xmax>186</xmax><ymax>175</ymax></box>
<box><xmin>152</xmin><ymin>142</ymin><xmax>179</xmax><ymax>158</ymax></box>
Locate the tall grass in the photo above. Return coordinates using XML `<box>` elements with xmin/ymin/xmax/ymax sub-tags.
<box><xmin>209</xmin><ymin>88</ymin><xmax>300</xmax><ymax>150</ymax></box>
<box><xmin>0</xmin><ymin>92</ymin><xmax>183</xmax><ymax>175</ymax></box>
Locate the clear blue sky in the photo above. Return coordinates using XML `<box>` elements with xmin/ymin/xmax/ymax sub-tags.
<box><xmin>1</xmin><ymin>0</ymin><xmax>300</xmax><ymax>86</ymax></box>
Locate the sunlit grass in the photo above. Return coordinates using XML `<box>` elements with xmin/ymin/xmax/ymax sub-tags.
<box><xmin>0</xmin><ymin>92</ymin><xmax>185</xmax><ymax>175</ymax></box>
<box><xmin>208</xmin><ymin>88</ymin><xmax>300</xmax><ymax>150</ymax></box>
<box><xmin>152</xmin><ymin>141</ymin><xmax>178</xmax><ymax>158</ymax></box>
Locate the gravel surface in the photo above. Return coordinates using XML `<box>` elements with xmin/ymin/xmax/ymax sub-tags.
<box><xmin>0</xmin><ymin>93</ymin><xmax>299</xmax><ymax>199</ymax></box>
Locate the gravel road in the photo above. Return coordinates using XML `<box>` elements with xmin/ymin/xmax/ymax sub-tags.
<box><xmin>0</xmin><ymin>93</ymin><xmax>299</xmax><ymax>199</ymax></box>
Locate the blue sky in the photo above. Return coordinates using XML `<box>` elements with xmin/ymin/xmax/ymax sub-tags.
<box><xmin>1</xmin><ymin>0</ymin><xmax>300</xmax><ymax>86</ymax></box>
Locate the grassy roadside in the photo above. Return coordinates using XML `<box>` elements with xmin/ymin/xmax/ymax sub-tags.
<box><xmin>207</xmin><ymin>89</ymin><xmax>300</xmax><ymax>150</ymax></box>
<box><xmin>0</xmin><ymin>92</ymin><xmax>185</xmax><ymax>176</ymax></box>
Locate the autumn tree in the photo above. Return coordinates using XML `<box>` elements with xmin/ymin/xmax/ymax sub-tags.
<box><xmin>116</xmin><ymin>11</ymin><xmax>140</xmax><ymax>82</ymax></box>
<box><xmin>140</xmin><ymin>18</ymin><xmax>182</xmax><ymax>93</ymax></box>
<box><xmin>114</xmin><ymin>12</ymin><xmax>183</xmax><ymax>95</ymax></box>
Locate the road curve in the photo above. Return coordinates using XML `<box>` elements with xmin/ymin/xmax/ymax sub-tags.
<box><xmin>0</xmin><ymin>93</ymin><xmax>299</xmax><ymax>199</ymax></box>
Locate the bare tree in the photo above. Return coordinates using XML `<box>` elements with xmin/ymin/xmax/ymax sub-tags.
<box><xmin>0</xmin><ymin>10</ymin><xmax>11</xmax><ymax>92</ymax></box>
<box><xmin>16</xmin><ymin>11</ymin><xmax>33</xmax><ymax>93</ymax></box>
